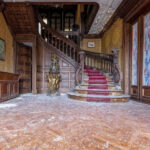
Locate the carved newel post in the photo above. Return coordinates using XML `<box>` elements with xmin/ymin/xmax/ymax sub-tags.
<box><xmin>112</xmin><ymin>49</ymin><xmax>122</xmax><ymax>87</ymax></box>
<box><xmin>79</xmin><ymin>51</ymin><xmax>85</xmax><ymax>84</ymax></box>
<box><xmin>47</xmin><ymin>54</ymin><xmax>61</xmax><ymax>96</ymax></box>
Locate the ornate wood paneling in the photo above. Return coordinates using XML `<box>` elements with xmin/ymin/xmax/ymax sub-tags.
<box><xmin>0</xmin><ymin>72</ymin><xmax>19</xmax><ymax>102</ymax></box>
<box><xmin>36</xmin><ymin>37</ymin><xmax>76</xmax><ymax>94</ymax></box>
<box><xmin>16</xmin><ymin>43</ymin><xmax>32</xmax><ymax>94</ymax></box>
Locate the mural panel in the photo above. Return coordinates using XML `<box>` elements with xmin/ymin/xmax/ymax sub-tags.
<box><xmin>132</xmin><ymin>23</ymin><xmax>138</xmax><ymax>85</ymax></box>
<box><xmin>144</xmin><ymin>13</ymin><xmax>150</xmax><ymax>86</ymax></box>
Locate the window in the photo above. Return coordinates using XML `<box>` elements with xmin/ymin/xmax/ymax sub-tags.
<box><xmin>144</xmin><ymin>13</ymin><xmax>150</xmax><ymax>86</ymax></box>
<box><xmin>64</xmin><ymin>13</ymin><xmax>74</xmax><ymax>31</ymax></box>
<box><xmin>51</xmin><ymin>13</ymin><xmax>61</xmax><ymax>31</ymax></box>
<box><xmin>132</xmin><ymin>23</ymin><xmax>138</xmax><ymax>85</ymax></box>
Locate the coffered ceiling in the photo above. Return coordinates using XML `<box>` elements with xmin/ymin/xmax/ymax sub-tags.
<box><xmin>3</xmin><ymin>0</ymin><xmax>123</xmax><ymax>34</ymax></box>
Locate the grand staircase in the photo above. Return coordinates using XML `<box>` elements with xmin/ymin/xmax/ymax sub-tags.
<box><xmin>68</xmin><ymin>67</ymin><xmax>130</xmax><ymax>102</ymax></box>
<box><xmin>38</xmin><ymin>13</ymin><xmax>130</xmax><ymax>102</ymax></box>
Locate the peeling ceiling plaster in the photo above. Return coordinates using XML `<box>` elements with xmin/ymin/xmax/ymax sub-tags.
<box><xmin>4</xmin><ymin>0</ymin><xmax>123</xmax><ymax>34</ymax></box>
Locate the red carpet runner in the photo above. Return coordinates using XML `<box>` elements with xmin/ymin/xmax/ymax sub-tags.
<box><xmin>85</xmin><ymin>67</ymin><xmax>111</xmax><ymax>102</ymax></box>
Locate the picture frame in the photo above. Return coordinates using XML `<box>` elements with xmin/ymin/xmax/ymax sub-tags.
<box><xmin>88</xmin><ymin>42</ymin><xmax>95</xmax><ymax>48</ymax></box>
<box><xmin>0</xmin><ymin>38</ymin><xmax>5</xmax><ymax>61</ymax></box>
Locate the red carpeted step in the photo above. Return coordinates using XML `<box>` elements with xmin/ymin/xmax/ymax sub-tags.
<box><xmin>89</xmin><ymin>77</ymin><xmax>106</xmax><ymax>80</ymax></box>
<box><xmin>88</xmin><ymin>90</ymin><xmax>109</xmax><ymax>95</ymax></box>
<box><xmin>87</xmin><ymin>97</ymin><xmax>111</xmax><ymax>102</ymax></box>
<box><xmin>88</xmin><ymin>74</ymin><xmax>104</xmax><ymax>77</ymax></box>
<box><xmin>89</xmin><ymin>81</ymin><xmax>107</xmax><ymax>84</ymax></box>
<box><xmin>86</xmin><ymin>70</ymin><xmax>99</xmax><ymax>72</ymax></box>
<box><xmin>85</xmin><ymin>67</ymin><xmax>111</xmax><ymax>102</ymax></box>
<box><xmin>88</xmin><ymin>85</ymin><xmax>108</xmax><ymax>89</ymax></box>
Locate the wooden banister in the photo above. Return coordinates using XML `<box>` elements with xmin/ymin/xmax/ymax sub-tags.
<box><xmin>37</xmin><ymin>15</ymin><xmax>80</xmax><ymax>62</ymax></box>
<box><xmin>76</xmin><ymin>49</ymin><xmax>121</xmax><ymax>86</ymax></box>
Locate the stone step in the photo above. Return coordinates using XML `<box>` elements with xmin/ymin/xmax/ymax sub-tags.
<box><xmin>84</xmin><ymin>73</ymin><xmax>113</xmax><ymax>78</ymax></box>
<box><xmin>84</xmin><ymin>80</ymin><xmax>114</xmax><ymax>84</ymax></box>
<box><xmin>74</xmin><ymin>88</ymin><xmax>123</xmax><ymax>96</ymax></box>
<box><xmin>79</xmin><ymin>84</ymin><xmax>116</xmax><ymax>90</ymax></box>
<box><xmin>68</xmin><ymin>92</ymin><xmax>130</xmax><ymax>103</ymax></box>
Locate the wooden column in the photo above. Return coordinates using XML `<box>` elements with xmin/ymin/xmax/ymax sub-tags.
<box><xmin>123</xmin><ymin>22</ymin><xmax>131</xmax><ymax>94</ymax></box>
<box><xmin>32</xmin><ymin>37</ymin><xmax>37</xmax><ymax>94</ymax></box>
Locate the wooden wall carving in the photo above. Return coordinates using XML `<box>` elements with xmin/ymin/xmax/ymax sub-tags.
<box><xmin>36</xmin><ymin>36</ymin><xmax>76</xmax><ymax>94</ymax></box>
<box><xmin>0</xmin><ymin>72</ymin><xmax>19</xmax><ymax>102</ymax></box>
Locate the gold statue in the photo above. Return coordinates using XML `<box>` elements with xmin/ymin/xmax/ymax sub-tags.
<box><xmin>47</xmin><ymin>54</ymin><xmax>61</xmax><ymax>96</ymax></box>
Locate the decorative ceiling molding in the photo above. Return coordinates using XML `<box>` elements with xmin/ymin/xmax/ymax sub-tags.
<box><xmin>3</xmin><ymin>0</ymin><xmax>123</xmax><ymax>34</ymax></box>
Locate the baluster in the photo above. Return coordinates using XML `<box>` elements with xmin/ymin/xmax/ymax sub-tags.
<box><xmin>61</xmin><ymin>41</ymin><xmax>64</xmax><ymax>52</ymax></box>
<box><xmin>59</xmin><ymin>40</ymin><xmax>62</xmax><ymax>51</ymax></box>
<box><xmin>73</xmin><ymin>49</ymin><xmax>75</xmax><ymax>60</ymax></box>
<box><xmin>98</xmin><ymin>56</ymin><xmax>101</xmax><ymax>69</ymax></box>
<box><xmin>96</xmin><ymin>56</ymin><xmax>98</xmax><ymax>69</ymax></box>
<box><xmin>52</xmin><ymin>36</ymin><xmax>54</xmax><ymax>46</ymax></box>
<box><xmin>57</xmin><ymin>39</ymin><xmax>60</xmax><ymax>49</ymax></box>
<box><xmin>104</xmin><ymin>59</ymin><xmax>106</xmax><ymax>72</ymax></box>
<box><xmin>100</xmin><ymin>55</ymin><xmax>102</xmax><ymax>70</ymax></box>
<box><xmin>64</xmin><ymin>43</ymin><xmax>66</xmax><ymax>54</ymax></box>
<box><xmin>107</xmin><ymin>60</ymin><xmax>108</xmax><ymax>72</ymax></box>
<box><xmin>87</xmin><ymin>56</ymin><xmax>89</xmax><ymax>67</ymax></box>
<box><xmin>86</xmin><ymin>55</ymin><xmax>88</xmax><ymax>67</ymax></box>
<box><xmin>108</xmin><ymin>60</ymin><xmax>110</xmax><ymax>72</ymax></box>
<box><xmin>66</xmin><ymin>44</ymin><xmax>68</xmax><ymax>55</ymax></box>
<box><xmin>47</xmin><ymin>31</ymin><xmax>50</xmax><ymax>43</ymax></box>
<box><xmin>67</xmin><ymin>45</ymin><xmax>70</xmax><ymax>57</ymax></box>
<box><xmin>90</xmin><ymin>57</ymin><xmax>91</xmax><ymax>67</ymax></box>
<box><xmin>55</xmin><ymin>37</ymin><xmax>57</xmax><ymax>47</ymax></box>
<box><xmin>94</xmin><ymin>56</ymin><xmax>96</xmax><ymax>68</ymax></box>
<box><xmin>102</xmin><ymin>57</ymin><xmax>104</xmax><ymax>71</ymax></box>
<box><xmin>69</xmin><ymin>46</ymin><xmax>72</xmax><ymax>58</ymax></box>
<box><xmin>49</xmin><ymin>33</ymin><xmax>52</xmax><ymax>44</ymax></box>
<box><xmin>105</xmin><ymin>59</ymin><xmax>107</xmax><ymax>72</ymax></box>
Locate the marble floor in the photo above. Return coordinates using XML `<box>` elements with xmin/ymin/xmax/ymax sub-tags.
<box><xmin>0</xmin><ymin>94</ymin><xmax>150</xmax><ymax>150</ymax></box>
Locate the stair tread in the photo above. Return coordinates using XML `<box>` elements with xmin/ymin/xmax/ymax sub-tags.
<box><xmin>75</xmin><ymin>88</ymin><xmax>123</xmax><ymax>92</ymax></box>
<box><xmin>80</xmin><ymin>84</ymin><xmax>115</xmax><ymax>86</ymax></box>
<box><xmin>68</xmin><ymin>92</ymin><xmax>130</xmax><ymax>98</ymax></box>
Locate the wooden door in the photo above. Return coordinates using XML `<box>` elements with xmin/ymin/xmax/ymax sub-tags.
<box><xmin>16</xmin><ymin>43</ymin><xmax>32</xmax><ymax>94</ymax></box>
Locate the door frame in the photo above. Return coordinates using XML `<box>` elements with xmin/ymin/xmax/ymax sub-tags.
<box><xmin>15</xmin><ymin>34</ymin><xmax>37</xmax><ymax>94</ymax></box>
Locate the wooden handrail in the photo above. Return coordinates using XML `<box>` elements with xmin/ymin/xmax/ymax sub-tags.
<box><xmin>37</xmin><ymin>14</ymin><xmax>80</xmax><ymax>62</ymax></box>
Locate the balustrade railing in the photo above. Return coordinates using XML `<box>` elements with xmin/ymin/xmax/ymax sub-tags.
<box><xmin>76</xmin><ymin>49</ymin><xmax>122</xmax><ymax>86</ymax></box>
<box><xmin>38</xmin><ymin>15</ymin><xmax>80</xmax><ymax>62</ymax></box>
<box><xmin>84</xmin><ymin>50</ymin><xmax>113</xmax><ymax>73</ymax></box>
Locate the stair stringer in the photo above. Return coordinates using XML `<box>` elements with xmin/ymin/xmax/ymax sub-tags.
<box><xmin>36</xmin><ymin>35</ymin><xmax>78</xmax><ymax>94</ymax></box>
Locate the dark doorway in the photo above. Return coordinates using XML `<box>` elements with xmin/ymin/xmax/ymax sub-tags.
<box><xmin>16</xmin><ymin>43</ymin><xmax>32</xmax><ymax>94</ymax></box>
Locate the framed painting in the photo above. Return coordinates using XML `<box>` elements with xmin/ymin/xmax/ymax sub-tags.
<box><xmin>88</xmin><ymin>42</ymin><xmax>95</xmax><ymax>48</ymax></box>
<box><xmin>0</xmin><ymin>38</ymin><xmax>5</xmax><ymax>60</ymax></box>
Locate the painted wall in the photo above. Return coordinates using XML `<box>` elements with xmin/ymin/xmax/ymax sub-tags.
<box><xmin>82</xmin><ymin>38</ymin><xmax>101</xmax><ymax>53</ymax></box>
<box><xmin>0</xmin><ymin>12</ymin><xmax>14</xmax><ymax>73</ymax></box>
<box><xmin>101</xmin><ymin>18</ymin><xmax>123</xmax><ymax>70</ymax></box>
